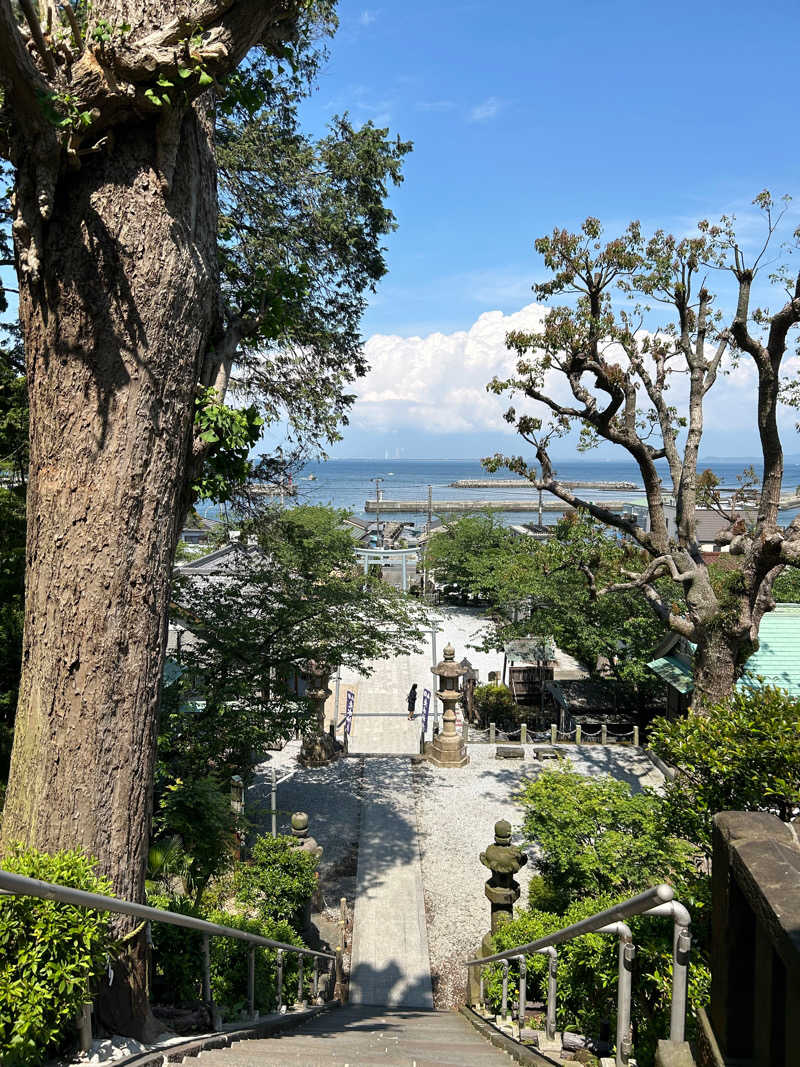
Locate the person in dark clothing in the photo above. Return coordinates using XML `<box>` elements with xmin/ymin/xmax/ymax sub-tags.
<box><xmin>407</xmin><ymin>683</ymin><xmax>418</xmax><ymax>720</ymax></box>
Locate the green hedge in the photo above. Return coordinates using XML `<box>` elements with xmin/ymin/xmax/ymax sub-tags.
<box><xmin>0</xmin><ymin>845</ymin><xmax>114</xmax><ymax>1067</ymax></box>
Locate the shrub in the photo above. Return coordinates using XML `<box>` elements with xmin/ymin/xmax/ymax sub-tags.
<box><xmin>233</xmin><ymin>835</ymin><xmax>318</xmax><ymax>929</ymax></box>
<box><xmin>0</xmin><ymin>845</ymin><xmax>114</xmax><ymax>1067</ymax></box>
<box><xmin>206</xmin><ymin>909</ymin><xmax>304</xmax><ymax>1016</ymax></box>
<box><xmin>517</xmin><ymin>763</ymin><xmax>695</xmax><ymax>903</ymax></box>
<box><xmin>147</xmin><ymin>892</ymin><xmax>306</xmax><ymax>1017</ymax></box>
<box><xmin>147</xmin><ymin>892</ymin><xmax>204</xmax><ymax>1006</ymax></box>
<box><xmin>649</xmin><ymin>682</ymin><xmax>800</xmax><ymax>854</ymax></box>
<box><xmin>473</xmin><ymin>683</ymin><xmax>515</xmax><ymax>724</ymax></box>
<box><xmin>153</xmin><ymin>776</ymin><xmax>238</xmax><ymax>903</ymax></box>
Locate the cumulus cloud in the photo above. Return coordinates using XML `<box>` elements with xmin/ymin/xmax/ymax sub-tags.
<box><xmin>469</xmin><ymin>96</ymin><xmax>503</xmax><ymax>122</ymax></box>
<box><xmin>348</xmin><ymin>302</ymin><xmax>800</xmax><ymax>454</ymax></box>
<box><xmin>351</xmin><ymin>303</ymin><xmax>553</xmax><ymax>435</ymax></box>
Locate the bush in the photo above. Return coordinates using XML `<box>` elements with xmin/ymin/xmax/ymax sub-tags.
<box><xmin>206</xmin><ymin>909</ymin><xmax>304</xmax><ymax>1016</ymax></box>
<box><xmin>147</xmin><ymin>892</ymin><xmax>205</xmax><ymax>1006</ymax></box>
<box><xmin>153</xmin><ymin>776</ymin><xmax>239</xmax><ymax>902</ymax></box>
<box><xmin>0</xmin><ymin>845</ymin><xmax>114</xmax><ymax>1067</ymax></box>
<box><xmin>473</xmin><ymin>683</ymin><xmax>515</xmax><ymax>724</ymax></box>
<box><xmin>233</xmin><ymin>835</ymin><xmax>318</xmax><ymax>929</ymax></box>
<box><xmin>518</xmin><ymin>763</ymin><xmax>695</xmax><ymax>903</ymax></box>
<box><xmin>147</xmin><ymin>892</ymin><xmax>306</xmax><ymax>1017</ymax></box>
<box><xmin>649</xmin><ymin>682</ymin><xmax>800</xmax><ymax>854</ymax></box>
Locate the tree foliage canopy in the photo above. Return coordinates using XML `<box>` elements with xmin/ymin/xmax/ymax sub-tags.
<box><xmin>649</xmin><ymin>682</ymin><xmax>800</xmax><ymax>852</ymax></box>
<box><xmin>163</xmin><ymin>505</ymin><xmax>428</xmax><ymax>782</ymax></box>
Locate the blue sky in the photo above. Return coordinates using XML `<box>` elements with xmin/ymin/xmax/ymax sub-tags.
<box><xmin>288</xmin><ymin>0</ymin><xmax>800</xmax><ymax>460</ymax></box>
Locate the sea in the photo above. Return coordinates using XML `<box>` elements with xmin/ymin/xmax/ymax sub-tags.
<box><xmin>220</xmin><ymin>456</ymin><xmax>800</xmax><ymax>529</ymax></box>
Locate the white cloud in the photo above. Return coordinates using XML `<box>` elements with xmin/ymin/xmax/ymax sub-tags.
<box><xmin>348</xmin><ymin>301</ymin><xmax>800</xmax><ymax>453</ymax></box>
<box><xmin>358</xmin><ymin>9</ymin><xmax>377</xmax><ymax>26</ymax></box>
<box><xmin>469</xmin><ymin>96</ymin><xmax>503</xmax><ymax>122</ymax></box>
<box><xmin>350</xmin><ymin>303</ymin><xmax>554</xmax><ymax>435</ymax></box>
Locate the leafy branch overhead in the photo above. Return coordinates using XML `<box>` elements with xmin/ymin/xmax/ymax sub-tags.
<box><xmin>486</xmin><ymin>194</ymin><xmax>800</xmax><ymax>704</ymax></box>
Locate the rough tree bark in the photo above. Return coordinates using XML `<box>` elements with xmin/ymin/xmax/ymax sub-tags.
<box><xmin>0</xmin><ymin>0</ymin><xmax>297</xmax><ymax>1036</ymax></box>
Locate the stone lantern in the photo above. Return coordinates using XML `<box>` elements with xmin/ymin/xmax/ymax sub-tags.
<box><xmin>290</xmin><ymin>812</ymin><xmax>324</xmax><ymax>929</ymax></box>
<box><xmin>425</xmin><ymin>642</ymin><xmax>469</xmax><ymax>767</ymax></box>
<box><xmin>469</xmin><ymin>818</ymin><xmax>529</xmax><ymax>1003</ymax></box>
<box><xmin>299</xmin><ymin>660</ymin><xmax>339</xmax><ymax>767</ymax></box>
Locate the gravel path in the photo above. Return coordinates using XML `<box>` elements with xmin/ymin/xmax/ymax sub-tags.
<box><xmin>414</xmin><ymin>743</ymin><xmax>665</xmax><ymax>1009</ymax></box>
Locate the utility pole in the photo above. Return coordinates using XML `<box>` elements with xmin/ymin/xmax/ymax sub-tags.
<box><xmin>374</xmin><ymin>476</ymin><xmax>384</xmax><ymax>547</ymax></box>
<box><xmin>423</xmin><ymin>484</ymin><xmax>432</xmax><ymax>598</ymax></box>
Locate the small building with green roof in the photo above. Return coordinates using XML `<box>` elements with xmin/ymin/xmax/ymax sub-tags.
<box><xmin>648</xmin><ymin>602</ymin><xmax>800</xmax><ymax>711</ymax></box>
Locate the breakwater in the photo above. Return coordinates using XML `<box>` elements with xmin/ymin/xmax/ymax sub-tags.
<box><xmin>365</xmin><ymin>499</ymin><xmax>636</xmax><ymax>514</ymax></box>
<box><xmin>448</xmin><ymin>479</ymin><xmax>639</xmax><ymax>490</ymax></box>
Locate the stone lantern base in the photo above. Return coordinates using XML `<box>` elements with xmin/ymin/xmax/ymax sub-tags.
<box><xmin>424</xmin><ymin>732</ymin><xmax>469</xmax><ymax>767</ymax></box>
<box><xmin>299</xmin><ymin>732</ymin><xmax>341</xmax><ymax>767</ymax></box>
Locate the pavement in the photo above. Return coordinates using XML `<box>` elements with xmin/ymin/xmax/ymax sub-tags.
<box><xmin>349</xmin><ymin>759</ymin><xmax>434</xmax><ymax>1009</ymax></box>
<box><xmin>341</xmin><ymin>606</ymin><xmax>507</xmax><ymax>755</ymax></box>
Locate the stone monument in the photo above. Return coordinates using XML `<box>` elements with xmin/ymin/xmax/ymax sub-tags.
<box><xmin>469</xmin><ymin>819</ymin><xmax>528</xmax><ymax>1003</ymax></box>
<box><xmin>424</xmin><ymin>643</ymin><xmax>469</xmax><ymax>767</ymax></box>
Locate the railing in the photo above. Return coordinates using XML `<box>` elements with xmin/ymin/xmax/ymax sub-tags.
<box><xmin>466</xmin><ymin>883</ymin><xmax>691</xmax><ymax>1067</ymax></box>
<box><xmin>0</xmin><ymin>869</ymin><xmax>341</xmax><ymax>1046</ymax></box>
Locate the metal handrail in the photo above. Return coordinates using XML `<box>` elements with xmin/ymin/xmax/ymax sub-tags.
<box><xmin>466</xmin><ymin>883</ymin><xmax>691</xmax><ymax>1067</ymax></box>
<box><xmin>0</xmin><ymin>869</ymin><xmax>335</xmax><ymax>960</ymax></box>
<box><xmin>465</xmin><ymin>883</ymin><xmax>673</xmax><ymax>966</ymax></box>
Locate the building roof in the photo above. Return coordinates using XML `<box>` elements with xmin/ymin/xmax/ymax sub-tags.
<box><xmin>647</xmin><ymin>654</ymin><xmax>694</xmax><ymax>694</ymax></box>
<box><xmin>176</xmin><ymin>541</ymin><xmax>266</xmax><ymax>575</ymax></box>
<box><xmin>740</xmin><ymin>603</ymin><xmax>800</xmax><ymax>697</ymax></box>
<box><xmin>648</xmin><ymin>603</ymin><xmax>800</xmax><ymax>698</ymax></box>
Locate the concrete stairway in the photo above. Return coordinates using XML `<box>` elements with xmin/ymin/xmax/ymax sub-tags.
<box><xmin>191</xmin><ymin>1005</ymin><xmax>512</xmax><ymax>1065</ymax></box>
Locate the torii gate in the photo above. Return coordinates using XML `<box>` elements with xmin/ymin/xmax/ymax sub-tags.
<box><xmin>354</xmin><ymin>546</ymin><xmax>419</xmax><ymax>592</ymax></box>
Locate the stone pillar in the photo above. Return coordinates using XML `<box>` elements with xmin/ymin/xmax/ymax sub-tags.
<box><xmin>290</xmin><ymin>812</ymin><xmax>324</xmax><ymax>931</ymax></box>
<box><xmin>299</xmin><ymin>660</ymin><xmax>339</xmax><ymax>766</ymax></box>
<box><xmin>468</xmin><ymin>819</ymin><xmax>528</xmax><ymax>1004</ymax></box>
<box><xmin>425</xmin><ymin>643</ymin><xmax>469</xmax><ymax>767</ymax></box>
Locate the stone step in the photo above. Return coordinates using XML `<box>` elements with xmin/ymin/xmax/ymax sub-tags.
<box><xmin>185</xmin><ymin>1007</ymin><xmax>511</xmax><ymax>1066</ymax></box>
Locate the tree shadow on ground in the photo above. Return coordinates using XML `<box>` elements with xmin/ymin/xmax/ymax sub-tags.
<box><xmin>248</xmin><ymin>754</ymin><xmax>425</xmax><ymax>905</ymax></box>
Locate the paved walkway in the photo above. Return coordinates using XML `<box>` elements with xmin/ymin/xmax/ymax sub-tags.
<box><xmin>343</xmin><ymin>606</ymin><xmax>507</xmax><ymax>755</ymax></box>
<box><xmin>349</xmin><ymin>759</ymin><xmax>434</xmax><ymax>1009</ymax></box>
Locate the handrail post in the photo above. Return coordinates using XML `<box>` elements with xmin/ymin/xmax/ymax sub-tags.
<box><xmin>276</xmin><ymin>948</ymin><xmax>284</xmax><ymax>1013</ymax></box>
<box><xmin>501</xmin><ymin>958</ymin><xmax>509</xmax><ymax>1020</ymax></box>
<box><xmin>296</xmin><ymin>952</ymin><xmax>305</xmax><ymax>1007</ymax></box>
<box><xmin>479</xmin><ymin>970</ymin><xmax>485</xmax><ymax>1011</ymax></box>
<box><xmin>616</xmin><ymin>933</ymin><xmax>634</xmax><ymax>1067</ymax></box>
<box><xmin>517</xmin><ymin>954</ymin><xmax>527</xmax><ymax>1032</ymax></box>
<box><xmin>76</xmin><ymin>1002</ymin><xmax>92</xmax><ymax>1052</ymax></box>
<box><xmin>202</xmin><ymin>934</ymin><xmax>212</xmax><ymax>1007</ymax></box>
<box><xmin>247</xmin><ymin>945</ymin><xmax>255</xmax><ymax>1019</ymax></box>
<box><xmin>671</xmin><ymin>923</ymin><xmax>692</xmax><ymax>1042</ymax></box>
<box><xmin>312</xmin><ymin>955</ymin><xmax>319</xmax><ymax>1002</ymax></box>
<box><xmin>545</xmin><ymin>948</ymin><xmax>557</xmax><ymax>1041</ymax></box>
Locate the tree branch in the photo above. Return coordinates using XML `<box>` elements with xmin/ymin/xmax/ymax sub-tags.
<box><xmin>0</xmin><ymin>0</ymin><xmax>58</xmax><ymax>145</ymax></box>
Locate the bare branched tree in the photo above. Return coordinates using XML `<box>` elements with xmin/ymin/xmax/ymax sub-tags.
<box><xmin>487</xmin><ymin>194</ymin><xmax>800</xmax><ymax>706</ymax></box>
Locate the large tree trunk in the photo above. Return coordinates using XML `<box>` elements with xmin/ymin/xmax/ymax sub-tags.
<box><xmin>692</xmin><ymin>625</ymin><xmax>755</xmax><ymax>709</ymax></box>
<box><xmin>0</xmin><ymin>106</ymin><xmax>217</xmax><ymax>1036</ymax></box>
